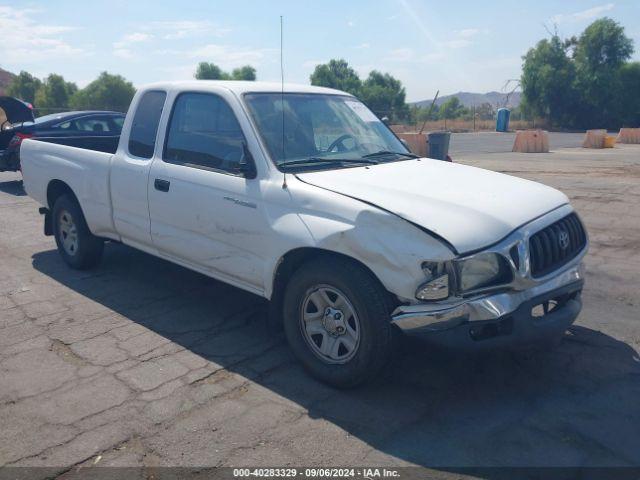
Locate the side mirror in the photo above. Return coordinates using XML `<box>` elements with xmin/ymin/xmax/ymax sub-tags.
<box><xmin>236</xmin><ymin>143</ymin><xmax>257</xmax><ymax>179</ymax></box>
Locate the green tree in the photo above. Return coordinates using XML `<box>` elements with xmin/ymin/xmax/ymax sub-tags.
<box><xmin>475</xmin><ymin>102</ymin><xmax>495</xmax><ymax>120</ymax></box>
<box><xmin>521</xmin><ymin>18</ymin><xmax>636</xmax><ymax>128</ymax></box>
<box><xmin>309</xmin><ymin>59</ymin><xmax>362</xmax><ymax>96</ymax></box>
<box><xmin>616</xmin><ymin>62</ymin><xmax>640</xmax><ymax>126</ymax></box>
<box><xmin>231</xmin><ymin>65</ymin><xmax>256</xmax><ymax>80</ymax></box>
<box><xmin>439</xmin><ymin>96</ymin><xmax>467</xmax><ymax>120</ymax></box>
<box><xmin>359</xmin><ymin>71</ymin><xmax>410</xmax><ymax>122</ymax></box>
<box><xmin>195</xmin><ymin>62</ymin><xmax>231</xmax><ymax>80</ymax></box>
<box><xmin>6</xmin><ymin>71</ymin><xmax>42</xmax><ymax>104</ymax></box>
<box><xmin>521</xmin><ymin>35</ymin><xmax>577</xmax><ymax>126</ymax></box>
<box><xmin>34</xmin><ymin>74</ymin><xmax>77</xmax><ymax>110</ymax></box>
<box><xmin>414</xmin><ymin>103</ymin><xmax>440</xmax><ymax>122</ymax></box>
<box><xmin>195</xmin><ymin>62</ymin><xmax>256</xmax><ymax>81</ymax></box>
<box><xmin>309</xmin><ymin>59</ymin><xmax>413</xmax><ymax>122</ymax></box>
<box><xmin>574</xmin><ymin>18</ymin><xmax>633</xmax><ymax>71</ymax></box>
<box><xmin>70</xmin><ymin>72</ymin><xmax>135</xmax><ymax>111</ymax></box>
<box><xmin>574</xmin><ymin>18</ymin><xmax>634</xmax><ymax>127</ymax></box>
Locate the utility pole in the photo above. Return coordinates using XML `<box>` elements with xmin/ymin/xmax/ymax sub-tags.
<box><xmin>419</xmin><ymin>90</ymin><xmax>439</xmax><ymax>134</ymax></box>
<box><xmin>473</xmin><ymin>105</ymin><xmax>476</xmax><ymax>132</ymax></box>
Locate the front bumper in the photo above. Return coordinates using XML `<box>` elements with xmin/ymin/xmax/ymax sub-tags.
<box><xmin>391</xmin><ymin>261</ymin><xmax>584</xmax><ymax>349</ymax></box>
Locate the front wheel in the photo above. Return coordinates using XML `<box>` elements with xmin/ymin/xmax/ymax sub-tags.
<box><xmin>283</xmin><ymin>257</ymin><xmax>395</xmax><ymax>388</ymax></box>
<box><xmin>52</xmin><ymin>194</ymin><xmax>104</xmax><ymax>270</ymax></box>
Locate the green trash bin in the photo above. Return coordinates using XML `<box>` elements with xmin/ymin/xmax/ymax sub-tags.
<box><xmin>428</xmin><ymin>131</ymin><xmax>451</xmax><ymax>160</ymax></box>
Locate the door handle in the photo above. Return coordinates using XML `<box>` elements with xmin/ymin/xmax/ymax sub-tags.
<box><xmin>154</xmin><ymin>179</ymin><xmax>170</xmax><ymax>192</ymax></box>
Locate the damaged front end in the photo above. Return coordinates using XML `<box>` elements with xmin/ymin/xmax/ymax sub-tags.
<box><xmin>391</xmin><ymin>205</ymin><xmax>588</xmax><ymax>349</ymax></box>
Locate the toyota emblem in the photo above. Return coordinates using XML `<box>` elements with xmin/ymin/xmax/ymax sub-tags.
<box><xmin>558</xmin><ymin>230</ymin><xmax>570</xmax><ymax>250</ymax></box>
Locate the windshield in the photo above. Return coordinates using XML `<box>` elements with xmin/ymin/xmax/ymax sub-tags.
<box><xmin>243</xmin><ymin>93</ymin><xmax>411</xmax><ymax>171</ymax></box>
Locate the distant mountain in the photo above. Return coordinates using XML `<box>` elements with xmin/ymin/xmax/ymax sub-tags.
<box><xmin>412</xmin><ymin>91</ymin><xmax>521</xmax><ymax>109</ymax></box>
<box><xmin>0</xmin><ymin>67</ymin><xmax>16</xmax><ymax>96</ymax></box>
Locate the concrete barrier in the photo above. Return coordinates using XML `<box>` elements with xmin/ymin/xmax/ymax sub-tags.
<box><xmin>397</xmin><ymin>132</ymin><xmax>429</xmax><ymax>157</ymax></box>
<box><xmin>583</xmin><ymin>129</ymin><xmax>607</xmax><ymax>149</ymax></box>
<box><xmin>512</xmin><ymin>130</ymin><xmax>549</xmax><ymax>153</ymax></box>
<box><xmin>604</xmin><ymin>135</ymin><xmax>616</xmax><ymax>148</ymax></box>
<box><xmin>617</xmin><ymin>128</ymin><xmax>640</xmax><ymax>144</ymax></box>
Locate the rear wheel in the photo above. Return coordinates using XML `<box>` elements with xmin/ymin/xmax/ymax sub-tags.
<box><xmin>52</xmin><ymin>194</ymin><xmax>104</xmax><ymax>269</ymax></box>
<box><xmin>283</xmin><ymin>257</ymin><xmax>394</xmax><ymax>388</ymax></box>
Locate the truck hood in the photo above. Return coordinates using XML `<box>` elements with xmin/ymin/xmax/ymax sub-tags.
<box><xmin>296</xmin><ymin>159</ymin><xmax>569</xmax><ymax>254</ymax></box>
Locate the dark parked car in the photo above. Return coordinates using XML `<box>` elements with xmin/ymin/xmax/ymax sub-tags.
<box><xmin>0</xmin><ymin>98</ymin><xmax>125</xmax><ymax>172</ymax></box>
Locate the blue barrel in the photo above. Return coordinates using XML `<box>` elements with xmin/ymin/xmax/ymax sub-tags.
<box><xmin>496</xmin><ymin>108</ymin><xmax>511</xmax><ymax>132</ymax></box>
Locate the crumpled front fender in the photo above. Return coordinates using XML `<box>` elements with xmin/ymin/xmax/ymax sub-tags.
<box><xmin>288</xmin><ymin>181</ymin><xmax>455</xmax><ymax>302</ymax></box>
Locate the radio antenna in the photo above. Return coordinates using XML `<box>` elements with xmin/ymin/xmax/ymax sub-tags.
<box><xmin>280</xmin><ymin>15</ymin><xmax>288</xmax><ymax>189</ymax></box>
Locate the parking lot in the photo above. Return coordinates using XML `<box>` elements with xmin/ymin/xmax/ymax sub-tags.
<box><xmin>1</xmin><ymin>135</ymin><xmax>639</xmax><ymax>476</ymax></box>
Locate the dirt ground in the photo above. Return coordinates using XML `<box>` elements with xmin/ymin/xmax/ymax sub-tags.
<box><xmin>0</xmin><ymin>140</ymin><xmax>639</xmax><ymax>478</ymax></box>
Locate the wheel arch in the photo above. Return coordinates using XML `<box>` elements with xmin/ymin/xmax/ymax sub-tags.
<box><xmin>45</xmin><ymin>180</ymin><xmax>81</xmax><ymax>236</ymax></box>
<box><xmin>267</xmin><ymin>247</ymin><xmax>399</xmax><ymax>330</ymax></box>
<box><xmin>47</xmin><ymin>179</ymin><xmax>79</xmax><ymax>210</ymax></box>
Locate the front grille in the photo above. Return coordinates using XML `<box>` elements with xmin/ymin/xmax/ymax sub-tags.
<box><xmin>529</xmin><ymin>213</ymin><xmax>586</xmax><ymax>277</ymax></box>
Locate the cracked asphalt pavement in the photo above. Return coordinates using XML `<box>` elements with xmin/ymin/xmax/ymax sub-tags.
<box><xmin>0</xmin><ymin>138</ymin><xmax>639</xmax><ymax>477</ymax></box>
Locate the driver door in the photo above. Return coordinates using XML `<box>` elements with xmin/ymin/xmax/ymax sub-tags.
<box><xmin>148</xmin><ymin>91</ymin><xmax>270</xmax><ymax>293</ymax></box>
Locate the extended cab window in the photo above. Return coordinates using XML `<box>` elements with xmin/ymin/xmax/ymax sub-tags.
<box><xmin>128</xmin><ymin>91</ymin><xmax>166</xmax><ymax>158</ymax></box>
<box><xmin>163</xmin><ymin>92</ymin><xmax>245</xmax><ymax>173</ymax></box>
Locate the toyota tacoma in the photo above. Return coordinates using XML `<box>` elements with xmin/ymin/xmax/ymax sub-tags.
<box><xmin>19</xmin><ymin>81</ymin><xmax>588</xmax><ymax>387</ymax></box>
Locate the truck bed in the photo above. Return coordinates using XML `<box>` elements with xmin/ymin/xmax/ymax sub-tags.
<box><xmin>20</xmin><ymin>139</ymin><xmax>117</xmax><ymax>239</ymax></box>
<box><xmin>35</xmin><ymin>134</ymin><xmax>120</xmax><ymax>155</ymax></box>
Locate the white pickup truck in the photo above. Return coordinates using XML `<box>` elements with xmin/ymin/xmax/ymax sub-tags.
<box><xmin>21</xmin><ymin>81</ymin><xmax>587</xmax><ymax>387</ymax></box>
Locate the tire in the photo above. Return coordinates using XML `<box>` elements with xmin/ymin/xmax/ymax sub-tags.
<box><xmin>282</xmin><ymin>257</ymin><xmax>394</xmax><ymax>388</ymax></box>
<box><xmin>52</xmin><ymin>194</ymin><xmax>104</xmax><ymax>270</ymax></box>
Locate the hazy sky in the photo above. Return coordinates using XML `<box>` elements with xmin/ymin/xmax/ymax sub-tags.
<box><xmin>1</xmin><ymin>1</ymin><xmax>639</xmax><ymax>101</ymax></box>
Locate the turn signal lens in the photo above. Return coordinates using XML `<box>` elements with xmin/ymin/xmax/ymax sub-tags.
<box><xmin>416</xmin><ymin>274</ymin><xmax>449</xmax><ymax>301</ymax></box>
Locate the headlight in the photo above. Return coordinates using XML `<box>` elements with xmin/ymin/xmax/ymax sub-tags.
<box><xmin>456</xmin><ymin>253</ymin><xmax>511</xmax><ymax>293</ymax></box>
<box><xmin>415</xmin><ymin>261</ymin><xmax>449</xmax><ymax>301</ymax></box>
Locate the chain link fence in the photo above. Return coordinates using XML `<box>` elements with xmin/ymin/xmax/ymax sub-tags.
<box><xmin>27</xmin><ymin>105</ymin><xmax>544</xmax><ymax>133</ymax></box>
<box><xmin>384</xmin><ymin>107</ymin><xmax>544</xmax><ymax>133</ymax></box>
<box><xmin>371</xmin><ymin>104</ymin><xmax>545</xmax><ymax>133</ymax></box>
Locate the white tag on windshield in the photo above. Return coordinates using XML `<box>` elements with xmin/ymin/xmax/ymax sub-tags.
<box><xmin>344</xmin><ymin>100</ymin><xmax>379</xmax><ymax>123</ymax></box>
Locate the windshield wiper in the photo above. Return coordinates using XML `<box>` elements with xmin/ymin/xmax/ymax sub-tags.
<box><xmin>279</xmin><ymin>157</ymin><xmax>378</xmax><ymax>170</ymax></box>
<box><xmin>362</xmin><ymin>150</ymin><xmax>419</xmax><ymax>159</ymax></box>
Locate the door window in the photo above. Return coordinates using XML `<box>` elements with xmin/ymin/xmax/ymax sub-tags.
<box><xmin>128</xmin><ymin>90</ymin><xmax>166</xmax><ymax>158</ymax></box>
<box><xmin>112</xmin><ymin>116</ymin><xmax>125</xmax><ymax>132</ymax></box>
<box><xmin>52</xmin><ymin>120</ymin><xmax>80</xmax><ymax>131</ymax></box>
<box><xmin>163</xmin><ymin>92</ymin><xmax>246</xmax><ymax>173</ymax></box>
<box><xmin>75</xmin><ymin>116</ymin><xmax>113</xmax><ymax>133</ymax></box>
